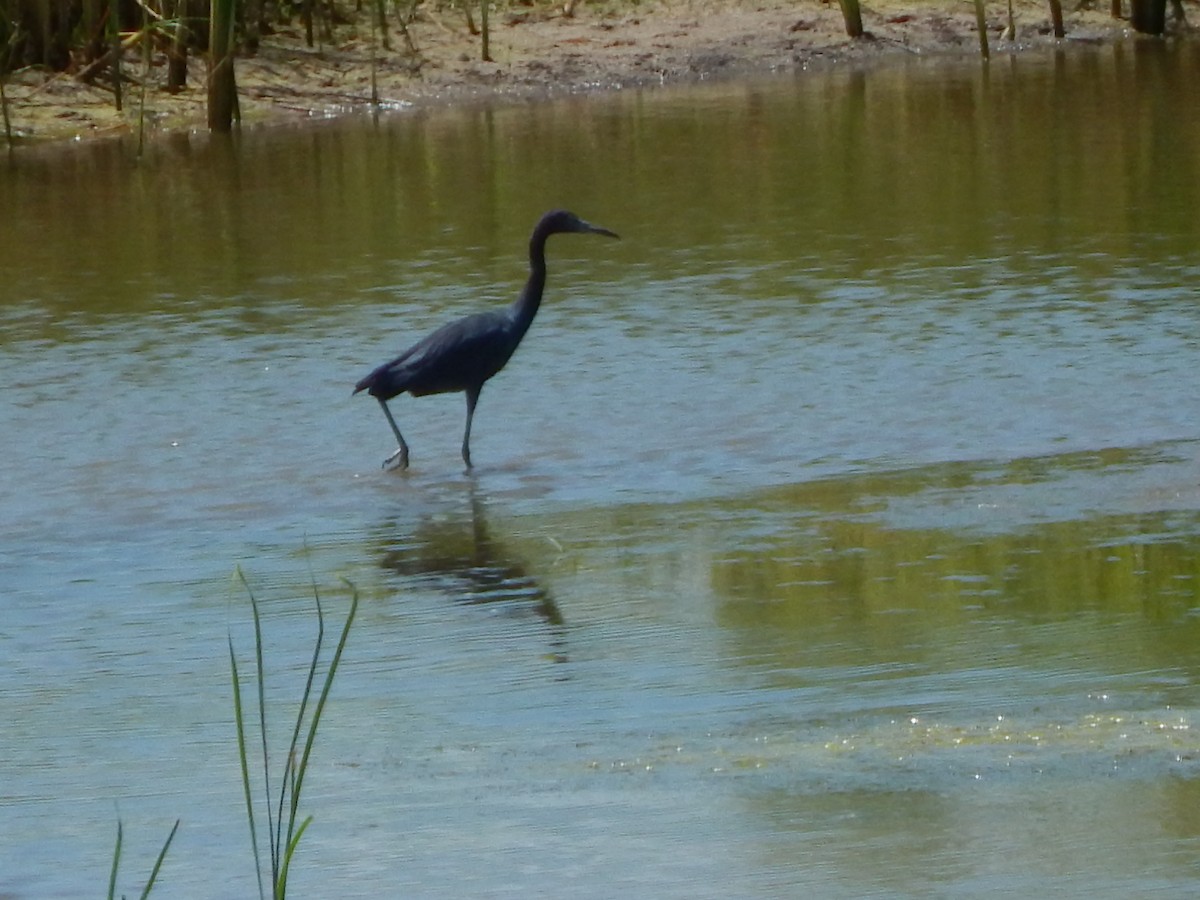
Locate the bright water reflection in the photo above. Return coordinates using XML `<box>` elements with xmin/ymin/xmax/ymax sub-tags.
<box><xmin>2</xmin><ymin>42</ymin><xmax>1200</xmax><ymax>898</ymax></box>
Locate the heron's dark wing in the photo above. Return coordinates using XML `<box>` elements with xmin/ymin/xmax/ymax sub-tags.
<box><xmin>355</xmin><ymin>310</ymin><xmax>519</xmax><ymax>400</ymax></box>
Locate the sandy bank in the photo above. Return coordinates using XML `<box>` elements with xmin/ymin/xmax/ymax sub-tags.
<box><xmin>2</xmin><ymin>0</ymin><xmax>1129</xmax><ymax>145</ymax></box>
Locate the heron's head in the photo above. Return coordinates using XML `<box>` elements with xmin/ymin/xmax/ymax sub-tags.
<box><xmin>541</xmin><ymin>209</ymin><xmax>620</xmax><ymax>240</ymax></box>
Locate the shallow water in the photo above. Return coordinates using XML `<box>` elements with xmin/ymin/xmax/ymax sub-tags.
<box><xmin>3</xmin><ymin>42</ymin><xmax>1200</xmax><ymax>897</ymax></box>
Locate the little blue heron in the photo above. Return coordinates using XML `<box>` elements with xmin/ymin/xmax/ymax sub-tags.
<box><xmin>354</xmin><ymin>209</ymin><xmax>619</xmax><ymax>470</ymax></box>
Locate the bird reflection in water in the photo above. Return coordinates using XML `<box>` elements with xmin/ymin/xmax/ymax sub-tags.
<box><xmin>378</xmin><ymin>491</ymin><xmax>567</xmax><ymax>663</ymax></box>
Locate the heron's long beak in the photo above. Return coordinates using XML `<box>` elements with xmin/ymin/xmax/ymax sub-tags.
<box><xmin>585</xmin><ymin>221</ymin><xmax>620</xmax><ymax>240</ymax></box>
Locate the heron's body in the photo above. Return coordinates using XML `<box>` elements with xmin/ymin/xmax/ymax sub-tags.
<box><xmin>354</xmin><ymin>209</ymin><xmax>618</xmax><ymax>469</ymax></box>
<box><xmin>357</xmin><ymin>308</ymin><xmax>522</xmax><ymax>400</ymax></box>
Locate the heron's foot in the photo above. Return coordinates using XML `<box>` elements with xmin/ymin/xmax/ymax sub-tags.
<box><xmin>383</xmin><ymin>447</ymin><xmax>410</xmax><ymax>471</ymax></box>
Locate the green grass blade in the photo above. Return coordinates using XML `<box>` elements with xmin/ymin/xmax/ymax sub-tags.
<box><xmin>279</xmin><ymin>577</ymin><xmax>326</xmax><ymax>867</ymax></box>
<box><xmin>237</xmin><ymin>568</ymin><xmax>279</xmax><ymax>885</ymax></box>
<box><xmin>137</xmin><ymin>818</ymin><xmax>180</xmax><ymax>900</ymax></box>
<box><xmin>292</xmin><ymin>584</ymin><xmax>357</xmax><ymax>815</ymax></box>
<box><xmin>229</xmin><ymin>571</ymin><xmax>357</xmax><ymax>899</ymax></box>
<box><xmin>108</xmin><ymin>818</ymin><xmax>123</xmax><ymax>900</ymax></box>
<box><xmin>230</xmin><ymin>631</ymin><xmax>265</xmax><ymax>900</ymax></box>
<box><xmin>254</xmin><ymin>593</ymin><xmax>278</xmax><ymax>884</ymax></box>
<box><xmin>275</xmin><ymin>814</ymin><xmax>313</xmax><ymax>897</ymax></box>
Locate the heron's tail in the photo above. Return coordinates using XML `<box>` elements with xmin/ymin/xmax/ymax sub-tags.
<box><xmin>354</xmin><ymin>362</ymin><xmax>402</xmax><ymax>398</ymax></box>
<box><xmin>353</xmin><ymin>369</ymin><xmax>379</xmax><ymax>396</ymax></box>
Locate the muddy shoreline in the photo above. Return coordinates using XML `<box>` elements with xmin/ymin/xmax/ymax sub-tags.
<box><xmin>2</xmin><ymin>0</ymin><xmax>1129</xmax><ymax>146</ymax></box>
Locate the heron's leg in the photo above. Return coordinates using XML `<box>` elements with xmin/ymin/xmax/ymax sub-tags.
<box><xmin>461</xmin><ymin>386</ymin><xmax>481</xmax><ymax>469</ymax></box>
<box><xmin>377</xmin><ymin>398</ymin><xmax>410</xmax><ymax>470</ymax></box>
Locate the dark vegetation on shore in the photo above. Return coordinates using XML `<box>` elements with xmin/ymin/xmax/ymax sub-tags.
<box><xmin>0</xmin><ymin>0</ymin><xmax>1191</xmax><ymax>146</ymax></box>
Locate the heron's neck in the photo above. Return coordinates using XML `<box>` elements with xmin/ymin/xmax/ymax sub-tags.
<box><xmin>510</xmin><ymin>230</ymin><xmax>550</xmax><ymax>331</ymax></box>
